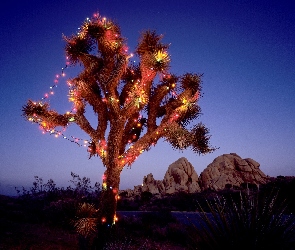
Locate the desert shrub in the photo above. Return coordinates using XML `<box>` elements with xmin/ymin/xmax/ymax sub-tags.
<box><xmin>141</xmin><ymin>191</ymin><xmax>153</xmax><ymax>203</ymax></box>
<box><xmin>187</xmin><ymin>190</ymin><xmax>295</xmax><ymax>250</ymax></box>
<box><xmin>15</xmin><ymin>172</ymin><xmax>101</xmax><ymax>203</ymax></box>
<box><xmin>44</xmin><ymin>198</ymin><xmax>80</xmax><ymax>227</ymax></box>
<box><xmin>13</xmin><ymin>173</ymin><xmax>101</xmax><ymax>228</ymax></box>
<box><xmin>169</xmin><ymin>192</ymin><xmax>197</xmax><ymax>211</ymax></box>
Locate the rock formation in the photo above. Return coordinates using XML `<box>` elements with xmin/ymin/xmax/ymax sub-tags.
<box><xmin>120</xmin><ymin>153</ymin><xmax>269</xmax><ymax>197</ymax></box>
<box><xmin>163</xmin><ymin>157</ymin><xmax>201</xmax><ymax>194</ymax></box>
<box><xmin>199</xmin><ymin>153</ymin><xmax>269</xmax><ymax>190</ymax></box>
<box><xmin>141</xmin><ymin>173</ymin><xmax>165</xmax><ymax>194</ymax></box>
<box><xmin>120</xmin><ymin>157</ymin><xmax>201</xmax><ymax>197</ymax></box>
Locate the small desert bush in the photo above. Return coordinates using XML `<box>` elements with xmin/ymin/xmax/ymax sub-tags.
<box><xmin>14</xmin><ymin>172</ymin><xmax>101</xmax><ymax>226</ymax></box>
<box><xmin>187</xmin><ymin>189</ymin><xmax>295</xmax><ymax>250</ymax></box>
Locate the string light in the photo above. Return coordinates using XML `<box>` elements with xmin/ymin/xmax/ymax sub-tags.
<box><xmin>40</xmin><ymin>127</ymin><xmax>90</xmax><ymax>146</ymax></box>
<box><xmin>26</xmin><ymin>11</ymin><xmax>188</xmax><ymax>158</ymax></box>
<box><xmin>27</xmin><ymin>55</ymin><xmax>95</xmax><ymax>146</ymax></box>
<box><xmin>40</xmin><ymin>60</ymin><xmax>69</xmax><ymax>101</ymax></box>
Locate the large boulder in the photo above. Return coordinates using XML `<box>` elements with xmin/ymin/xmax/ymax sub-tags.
<box><xmin>199</xmin><ymin>153</ymin><xmax>269</xmax><ymax>190</ymax></box>
<box><xmin>163</xmin><ymin>157</ymin><xmax>201</xmax><ymax>194</ymax></box>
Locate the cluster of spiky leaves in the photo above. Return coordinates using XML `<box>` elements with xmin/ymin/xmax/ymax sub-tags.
<box><xmin>22</xmin><ymin>13</ymin><xmax>216</xmax><ymax>169</ymax></box>
<box><xmin>189</xmin><ymin>190</ymin><xmax>295</xmax><ymax>249</ymax></box>
<box><xmin>64</xmin><ymin>36</ymin><xmax>94</xmax><ymax>64</ymax></box>
<box><xmin>64</xmin><ymin>16</ymin><xmax>124</xmax><ymax>63</ymax></box>
<box><xmin>180</xmin><ymin>73</ymin><xmax>202</xmax><ymax>92</ymax></box>
<box><xmin>22</xmin><ymin>100</ymin><xmax>70</xmax><ymax>130</ymax></box>
<box><xmin>190</xmin><ymin>123</ymin><xmax>215</xmax><ymax>154</ymax></box>
<box><xmin>136</xmin><ymin>30</ymin><xmax>170</xmax><ymax>72</ymax></box>
<box><xmin>72</xmin><ymin>202</ymin><xmax>98</xmax><ymax>238</ymax></box>
<box><xmin>136</xmin><ymin>30</ymin><xmax>169</xmax><ymax>55</ymax></box>
<box><xmin>165</xmin><ymin>122</ymin><xmax>215</xmax><ymax>154</ymax></box>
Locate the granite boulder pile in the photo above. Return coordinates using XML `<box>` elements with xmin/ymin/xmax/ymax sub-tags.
<box><xmin>120</xmin><ymin>153</ymin><xmax>269</xmax><ymax>197</ymax></box>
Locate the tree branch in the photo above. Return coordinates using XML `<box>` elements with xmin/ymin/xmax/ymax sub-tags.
<box><xmin>22</xmin><ymin>100</ymin><xmax>71</xmax><ymax>130</ymax></box>
<box><xmin>74</xmin><ymin>106</ymin><xmax>97</xmax><ymax>139</ymax></box>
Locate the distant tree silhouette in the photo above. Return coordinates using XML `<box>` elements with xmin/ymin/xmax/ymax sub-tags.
<box><xmin>22</xmin><ymin>13</ymin><xmax>216</xmax><ymax>227</ymax></box>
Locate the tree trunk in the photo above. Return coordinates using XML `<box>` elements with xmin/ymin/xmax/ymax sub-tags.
<box><xmin>97</xmin><ymin>119</ymin><xmax>125</xmax><ymax>226</ymax></box>
<box><xmin>94</xmin><ymin>166</ymin><xmax>121</xmax><ymax>248</ymax></box>
<box><xmin>98</xmin><ymin>166</ymin><xmax>121</xmax><ymax>226</ymax></box>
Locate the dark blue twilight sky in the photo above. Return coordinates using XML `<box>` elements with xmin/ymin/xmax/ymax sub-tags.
<box><xmin>0</xmin><ymin>0</ymin><xmax>294</xmax><ymax>195</ymax></box>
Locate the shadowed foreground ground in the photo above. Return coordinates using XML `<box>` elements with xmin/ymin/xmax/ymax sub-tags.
<box><xmin>0</xmin><ymin>195</ymin><xmax>190</xmax><ymax>249</ymax></box>
<box><xmin>1</xmin><ymin>176</ymin><xmax>294</xmax><ymax>249</ymax></box>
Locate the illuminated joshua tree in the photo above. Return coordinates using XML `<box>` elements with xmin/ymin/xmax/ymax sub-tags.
<box><xmin>22</xmin><ymin>13</ymin><xmax>216</xmax><ymax>226</ymax></box>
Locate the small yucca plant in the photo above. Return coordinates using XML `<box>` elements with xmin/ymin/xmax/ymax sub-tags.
<box><xmin>72</xmin><ymin>202</ymin><xmax>98</xmax><ymax>238</ymax></box>
<box><xmin>188</xmin><ymin>190</ymin><xmax>295</xmax><ymax>250</ymax></box>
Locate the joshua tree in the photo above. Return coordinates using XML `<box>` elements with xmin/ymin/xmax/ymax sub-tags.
<box><xmin>22</xmin><ymin>13</ymin><xmax>216</xmax><ymax>226</ymax></box>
